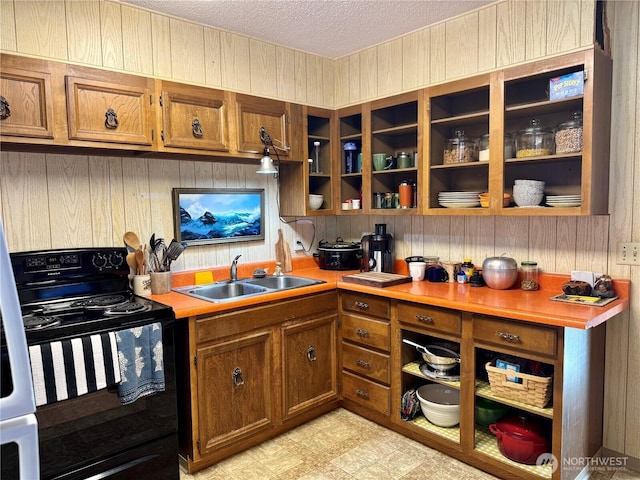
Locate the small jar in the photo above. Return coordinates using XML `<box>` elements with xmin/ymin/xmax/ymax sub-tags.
<box><xmin>461</xmin><ymin>258</ymin><xmax>474</xmax><ymax>283</ymax></box>
<box><xmin>520</xmin><ymin>261</ymin><xmax>539</xmax><ymax>291</ymax></box>
<box><xmin>555</xmin><ymin>111</ymin><xmax>583</xmax><ymax>154</ymax></box>
<box><xmin>504</xmin><ymin>133</ymin><xmax>515</xmax><ymax>159</ymax></box>
<box><xmin>399</xmin><ymin>181</ymin><xmax>413</xmax><ymax>208</ymax></box>
<box><xmin>384</xmin><ymin>192</ymin><xmax>393</xmax><ymax>209</ymax></box>
<box><xmin>516</xmin><ymin>119</ymin><xmax>555</xmax><ymax>158</ymax></box>
<box><xmin>444</xmin><ymin>130</ymin><xmax>477</xmax><ymax>164</ymax></box>
<box><xmin>478</xmin><ymin>134</ymin><xmax>490</xmax><ymax>162</ymax></box>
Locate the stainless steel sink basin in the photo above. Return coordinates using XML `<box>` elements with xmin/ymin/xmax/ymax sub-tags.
<box><xmin>243</xmin><ymin>275</ymin><xmax>324</xmax><ymax>290</ymax></box>
<box><xmin>174</xmin><ymin>275</ymin><xmax>325</xmax><ymax>303</ymax></box>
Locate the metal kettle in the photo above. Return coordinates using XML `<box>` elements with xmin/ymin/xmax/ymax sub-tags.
<box><xmin>360</xmin><ymin>224</ymin><xmax>394</xmax><ymax>273</ymax></box>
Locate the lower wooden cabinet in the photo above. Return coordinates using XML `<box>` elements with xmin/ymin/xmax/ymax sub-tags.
<box><xmin>177</xmin><ymin>291</ymin><xmax>339</xmax><ymax>473</ymax></box>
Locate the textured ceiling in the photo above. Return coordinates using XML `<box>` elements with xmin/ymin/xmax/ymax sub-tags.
<box><xmin>120</xmin><ymin>0</ymin><xmax>494</xmax><ymax>59</ymax></box>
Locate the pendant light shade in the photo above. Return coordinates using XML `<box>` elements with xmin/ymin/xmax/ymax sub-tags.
<box><xmin>256</xmin><ymin>147</ymin><xmax>278</xmax><ymax>175</ymax></box>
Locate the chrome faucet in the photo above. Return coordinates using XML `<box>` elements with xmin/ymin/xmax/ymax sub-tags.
<box><xmin>230</xmin><ymin>254</ymin><xmax>241</xmax><ymax>282</ymax></box>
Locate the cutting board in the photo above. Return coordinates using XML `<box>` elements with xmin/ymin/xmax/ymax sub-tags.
<box><xmin>275</xmin><ymin>229</ymin><xmax>292</xmax><ymax>272</ymax></box>
<box><xmin>342</xmin><ymin>271</ymin><xmax>412</xmax><ymax>287</ymax></box>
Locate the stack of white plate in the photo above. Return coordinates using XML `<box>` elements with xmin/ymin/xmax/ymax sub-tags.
<box><xmin>546</xmin><ymin>195</ymin><xmax>581</xmax><ymax>207</ymax></box>
<box><xmin>438</xmin><ymin>191</ymin><xmax>481</xmax><ymax>208</ymax></box>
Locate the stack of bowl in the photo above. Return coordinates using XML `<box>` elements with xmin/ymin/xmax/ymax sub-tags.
<box><xmin>479</xmin><ymin>192</ymin><xmax>512</xmax><ymax>208</ymax></box>
<box><xmin>512</xmin><ymin>179</ymin><xmax>545</xmax><ymax>207</ymax></box>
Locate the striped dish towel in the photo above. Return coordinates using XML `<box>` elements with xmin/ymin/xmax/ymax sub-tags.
<box><xmin>29</xmin><ymin>332</ymin><xmax>121</xmax><ymax>407</ymax></box>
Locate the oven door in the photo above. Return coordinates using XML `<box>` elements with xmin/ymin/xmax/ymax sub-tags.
<box><xmin>35</xmin><ymin>320</ymin><xmax>178</xmax><ymax>480</ymax></box>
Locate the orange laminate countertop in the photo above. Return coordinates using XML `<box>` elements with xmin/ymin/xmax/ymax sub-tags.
<box><xmin>149</xmin><ymin>259</ymin><xmax>629</xmax><ymax>330</ymax></box>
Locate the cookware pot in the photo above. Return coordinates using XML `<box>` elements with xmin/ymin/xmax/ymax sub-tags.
<box><xmin>489</xmin><ymin>415</ymin><xmax>550</xmax><ymax>464</ymax></box>
<box><xmin>482</xmin><ymin>255</ymin><xmax>518</xmax><ymax>289</ymax></box>
<box><xmin>314</xmin><ymin>238</ymin><xmax>362</xmax><ymax>270</ymax></box>
<box><xmin>402</xmin><ymin>339</ymin><xmax>460</xmax><ymax>372</ymax></box>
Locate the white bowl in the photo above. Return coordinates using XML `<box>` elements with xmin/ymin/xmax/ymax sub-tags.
<box><xmin>514</xmin><ymin>179</ymin><xmax>545</xmax><ymax>190</ymax></box>
<box><xmin>416</xmin><ymin>384</ymin><xmax>460</xmax><ymax>427</ymax></box>
<box><xmin>309</xmin><ymin>194</ymin><xmax>323</xmax><ymax>210</ymax></box>
<box><xmin>513</xmin><ymin>185</ymin><xmax>544</xmax><ymax>207</ymax></box>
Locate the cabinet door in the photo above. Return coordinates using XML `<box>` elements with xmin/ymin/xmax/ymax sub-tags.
<box><xmin>65</xmin><ymin>73</ymin><xmax>154</xmax><ymax>146</ymax></box>
<box><xmin>235</xmin><ymin>93</ymin><xmax>289</xmax><ymax>157</ymax></box>
<box><xmin>0</xmin><ymin>65</ymin><xmax>53</xmax><ymax>139</ymax></box>
<box><xmin>160</xmin><ymin>83</ymin><xmax>229</xmax><ymax>152</ymax></box>
<box><xmin>281</xmin><ymin>314</ymin><xmax>338</xmax><ymax>420</ymax></box>
<box><xmin>196</xmin><ymin>329</ymin><xmax>274</xmax><ymax>455</ymax></box>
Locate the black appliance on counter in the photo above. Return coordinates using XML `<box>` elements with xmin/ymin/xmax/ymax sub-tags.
<box><xmin>361</xmin><ymin>224</ymin><xmax>394</xmax><ymax>273</ymax></box>
<box><xmin>4</xmin><ymin>247</ymin><xmax>179</xmax><ymax>480</ymax></box>
<box><xmin>314</xmin><ymin>238</ymin><xmax>362</xmax><ymax>270</ymax></box>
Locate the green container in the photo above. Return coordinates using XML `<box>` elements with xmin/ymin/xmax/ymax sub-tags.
<box><xmin>475</xmin><ymin>397</ymin><xmax>510</xmax><ymax>427</ymax></box>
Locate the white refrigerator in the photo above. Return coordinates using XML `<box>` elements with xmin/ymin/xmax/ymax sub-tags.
<box><xmin>0</xmin><ymin>220</ymin><xmax>39</xmax><ymax>479</ymax></box>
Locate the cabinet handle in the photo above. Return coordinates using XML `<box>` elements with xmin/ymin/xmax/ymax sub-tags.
<box><xmin>497</xmin><ymin>331</ymin><xmax>521</xmax><ymax>343</ymax></box>
<box><xmin>356</xmin><ymin>359</ymin><xmax>370</xmax><ymax>369</ymax></box>
<box><xmin>192</xmin><ymin>118</ymin><xmax>203</xmax><ymax>138</ymax></box>
<box><xmin>355</xmin><ymin>328</ymin><xmax>370</xmax><ymax>338</ymax></box>
<box><xmin>355</xmin><ymin>389</ymin><xmax>369</xmax><ymax>399</ymax></box>
<box><xmin>232</xmin><ymin>367</ymin><xmax>244</xmax><ymax>387</ymax></box>
<box><xmin>307</xmin><ymin>345</ymin><xmax>317</xmax><ymax>362</ymax></box>
<box><xmin>416</xmin><ymin>314</ymin><xmax>433</xmax><ymax>324</ymax></box>
<box><xmin>0</xmin><ymin>96</ymin><xmax>10</xmax><ymax>120</ymax></box>
<box><xmin>105</xmin><ymin>108</ymin><xmax>119</xmax><ymax>129</ymax></box>
<box><xmin>354</xmin><ymin>301</ymin><xmax>369</xmax><ymax>310</ymax></box>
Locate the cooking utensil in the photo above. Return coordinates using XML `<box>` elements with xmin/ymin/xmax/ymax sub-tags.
<box><xmin>402</xmin><ymin>339</ymin><xmax>460</xmax><ymax>371</ymax></box>
<box><xmin>135</xmin><ymin>248</ymin><xmax>144</xmax><ymax>275</ymax></box>
<box><xmin>489</xmin><ymin>415</ymin><xmax>550</xmax><ymax>464</ymax></box>
<box><xmin>126</xmin><ymin>252</ymin><xmax>137</xmax><ymax>275</ymax></box>
<box><xmin>123</xmin><ymin>231</ymin><xmax>141</xmax><ymax>252</ymax></box>
<box><xmin>161</xmin><ymin>239</ymin><xmax>184</xmax><ymax>270</ymax></box>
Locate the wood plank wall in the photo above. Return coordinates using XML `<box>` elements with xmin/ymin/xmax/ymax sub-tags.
<box><xmin>0</xmin><ymin>0</ymin><xmax>638</xmax><ymax>462</ymax></box>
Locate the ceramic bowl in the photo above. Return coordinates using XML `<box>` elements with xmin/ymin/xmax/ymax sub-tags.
<box><xmin>309</xmin><ymin>194</ymin><xmax>323</xmax><ymax>210</ymax></box>
<box><xmin>416</xmin><ymin>384</ymin><xmax>460</xmax><ymax>427</ymax></box>
<box><xmin>513</xmin><ymin>185</ymin><xmax>543</xmax><ymax>207</ymax></box>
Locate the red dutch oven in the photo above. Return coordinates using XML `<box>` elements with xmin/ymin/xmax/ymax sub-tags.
<box><xmin>489</xmin><ymin>415</ymin><xmax>550</xmax><ymax>465</ymax></box>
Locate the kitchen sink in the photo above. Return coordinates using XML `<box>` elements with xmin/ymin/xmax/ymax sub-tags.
<box><xmin>174</xmin><ymin>275</ymin><xmax>325</xmax><ymax>303</ymax></box>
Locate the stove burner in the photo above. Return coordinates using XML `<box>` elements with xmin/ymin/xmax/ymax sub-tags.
<box><xmin>71</xmin><ymin>295</ymin><xmax>128</xmax><ymax>310</ymax></box>
<box><xmin>104</xmin><ymin>302</ymin><xmax>150</xmax><ymax>316</ymax></box>
<box><xmin>23</xmin><ymin>314</ymin><xmax>61</xmax><ymax>330</ymax></box>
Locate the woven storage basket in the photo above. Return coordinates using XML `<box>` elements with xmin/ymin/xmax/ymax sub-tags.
<box><xmin>485</xmin><ymin>361</ymin><xmax>552</xmax><ymax>408</ymax></box>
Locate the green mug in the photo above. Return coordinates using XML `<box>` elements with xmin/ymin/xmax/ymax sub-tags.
<box><xmin>373</xmin><ymin>153</ymin><xmax>391</xmax><ymax>171</ymax></box>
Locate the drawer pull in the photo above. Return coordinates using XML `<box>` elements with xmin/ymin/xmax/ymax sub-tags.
<box><xmin>354</xmin><ymin>301</ymin><xmax>369</xmax><ymax>310</ymax></box>
<box><xmin>355</xmin><ymin>389</ymin><xmax>370</xmax><ymax>399</ymax></box>
<box><xmin>307</xmin><ymin>345</ymin><xmax>317</xmax><ymax>362</ymax></box>
<box><xmin>232</xmin><ymin>367</ymin><xmax>245</xmax><ymax>387</ymax></box>
<box><xmin>497</xmin><ymin>331</ymin><xmax>521</xmax><ymax>343</ymax></box>
<box><xmin>355</xmin><ymin>328</ymin><xmax>370</xmax><ymax>338</ymax></box>
<box><xmin>192</xmin><ymin>118</ymin><xmax>203</xmax><ymax>137</ymax></box>
<box><xmin>104</xmin><ymin>108</ymin><xmax>119</xmax><ymax>129</ymax></box>
<box><xmin>0</xmin><ymin>96</ymin><xmax>10</xmax><ymax>120</ymax></box>
<box><xmin>416</xmin><ymin>314</ymin><xmax>434</xmax><ymax>324</ymax></box>
<box><xmin>356</xmin><ymin>359</ymin><xmax>370</xmax><ymax>369</ymax></box>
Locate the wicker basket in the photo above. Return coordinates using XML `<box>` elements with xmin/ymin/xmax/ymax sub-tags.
<box><xmin>485</xmin><ymin>361</ymin><xmax>553</xmax><ymax>408</ymax></box>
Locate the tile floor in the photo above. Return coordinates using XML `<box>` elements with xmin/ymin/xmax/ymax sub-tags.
<box><xmin>180</xmin><ymin>408</ymin><xmax>640</xmax><ymax>480</ymax></box>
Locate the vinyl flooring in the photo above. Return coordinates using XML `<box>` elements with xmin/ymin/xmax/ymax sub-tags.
<box><xmin>180</xmin><ymin>408</ymin><xmax>640</xmax><ymax>480</ymax></box>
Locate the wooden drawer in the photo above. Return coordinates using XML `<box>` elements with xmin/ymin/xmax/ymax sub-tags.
<box><xmin>473</xmin><ymin>315</ymin><xmax>558</xmax><ymax>358</ymax></box>
<box><xmin>341</xmin><ymin>371</ymin><xmax>390</xmax><ymax>416</ymax></box>
<box><xmin>342</xmin><ymin>342</ymin><xmax>390</xmax><ymax>384</ymax></box>
<box><xmin>341</xmin><ymin>313</ymin><xmax>390</xmax><ymax>351</ymax></box>
<box><xmin>398</xmin><ymin>302</ymin><xmax>461</xmax><ymax>336</ymax></box>
<box><xmin>341</xmin><ymin>292</ymin><xmax>390</xmax><ymax>319</ymax></box>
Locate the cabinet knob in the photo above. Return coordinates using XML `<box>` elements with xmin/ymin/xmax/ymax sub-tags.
<box><xmin>355</xmin><ymin>389</ymin><xmax>370</xmax><ymax>399</ymax></box>
<box><xmin>354</xmin><ymin>301</ymin><xmax>369</xmax><ymax>310</ymax></box>
<box><xmin>192</xmin><ymin>118</ymin><xmax>203</xmax><ymax>138</ymax></box>
<box><xmin>355</xmin><ymin>328</ymin><xmax>370</xmax><ymax>338</ymax></box>
<box><xmin>497</xmin><ymin>331</ymin><xmax>520</xmax><ymax>343</ymax></box>
<box><xmin>0</xmin><ymin>96</ymin><xmax>10</xmax><ymax>120</ymax></box>
<box><xmin>356</xmin><ymin>359</ymin><xmax>370</xmax><ymax>369</ymax></box>
<box><xmin>104</xmin><ymin>108</ymin><xmax>119</xmax><ymax>129</ymax></box>
<box><xmin>416</xmin><ymin>314</ymin><xmax>433</xmax><ymax>324</ymax></box>
<box><xmin>232</xmin><ymin>367</ymin><xmax>245</xmax><ymax>387</ymax></box>
<box><xmin>307</xmin><ymin>345</ymin><xmax>317</xmax><ymax>362</ymax></box>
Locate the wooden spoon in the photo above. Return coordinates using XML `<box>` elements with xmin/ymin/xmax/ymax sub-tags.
<box><xmin>126</xmin><ymin>252</ymin><xmax>137</xmax><ymax>275</ymax></box>
<box><xmin>123</xmin><ymin>231</ymin><xmax>141</xmax><ymax>252</ymax></box>
<box><xmin>135</xmin><ymin>248</ymin><xmax>145</xmax><ymax>275</ymax></box>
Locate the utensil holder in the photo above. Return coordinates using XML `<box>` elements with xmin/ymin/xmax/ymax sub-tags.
<box><xmin>150</xmin><ymin>271</ymin><xmax>172</xmax><ymax>294</ymax></box>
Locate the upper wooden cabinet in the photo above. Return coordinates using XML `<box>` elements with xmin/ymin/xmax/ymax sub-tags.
<box><xmin>158</xmin><ymin>82</ymin><xmax>229</xmax><ymax>152</ymax></box>
<box><xmin>0</xmin><ymin>55</ymin><xmax>54</xmax><ymax>141</ymax></box>
<box><xmin>65</xmin><ymin>67</ymin><xmax>155</xmax><ymax>147</ymax></box>
<box><xmin>235</xmin><ymin>93</ymin><xmax>291</xmax><ymax>157</ymax></box>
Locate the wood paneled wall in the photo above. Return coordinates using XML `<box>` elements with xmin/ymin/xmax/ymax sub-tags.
<box><xmin>1</xmin><ymin>0</ymin><xmax>638</xmax><ymax>462</ymax></box>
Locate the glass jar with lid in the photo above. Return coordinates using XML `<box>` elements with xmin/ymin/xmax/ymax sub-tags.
<box><xmin>520</xmin><ymin>261</ymin><xmax>539</xmax><ymax>291</ymax></box>
<box><xmin>478</xmin><ymin>134</ymin><xmax>490</xmax><ymax>162</ymax></box>
<box><xmin>504</xmin><ymin>132</ymin><xmax>515</xmax><ymax>159</ymax></box>
<box><xmin>555</xmin><ymin>111</ymin><xmax>583</xmax><ymax>154</ymax></box>
<box><xmin>444</xmin><ymin>130</ymin><xmax>477</xmax><ymax>164</ymax></box>
<box><xmin>516</xmin><ymin>119</ymin><xmax>555</xmax><ymax>158</ymax></box>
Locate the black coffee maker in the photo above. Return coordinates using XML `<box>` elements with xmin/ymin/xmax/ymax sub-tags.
<box><xmin>361</xmin><ymin>224</ymin><xmax>394</xmax><ymax>273</ymax></box>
